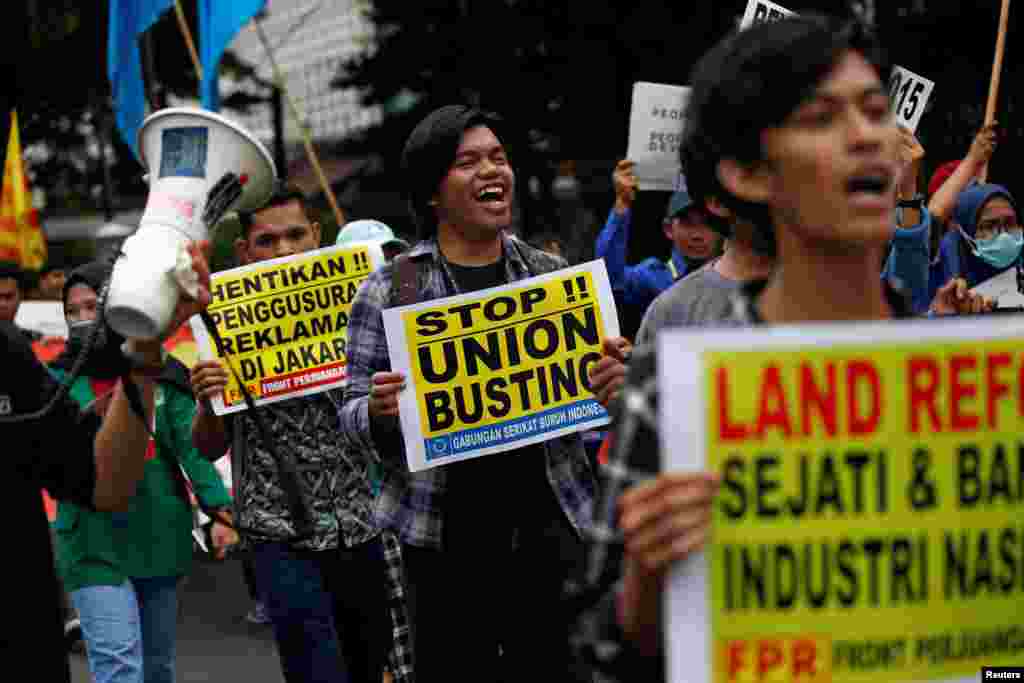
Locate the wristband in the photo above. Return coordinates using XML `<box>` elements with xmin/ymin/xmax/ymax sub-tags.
<box><xmin>897</xmin><ymin>194</ymin><xmax>925</xmax><ymax>209</ymax></box>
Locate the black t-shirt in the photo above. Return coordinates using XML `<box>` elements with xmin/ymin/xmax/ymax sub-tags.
<box><xmin>443</xmin><ymin>260</ymin><xmax>552</xmax><ymax>549</ymax></box>
<box><xmin>0</xmin><ymin>321</ymin><xmax>97</xmax><ymax>681</ymax></box>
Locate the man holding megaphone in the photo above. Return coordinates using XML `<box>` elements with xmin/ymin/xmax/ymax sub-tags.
<box><xmin>1</xmin><ymin>103</ymin><xmax>277</xmax><ymax>682</ymax></box>
<box><xmin>0</xmin><ymin>240</ymin><xmax>213</xmax><ymax>683</ymax></box>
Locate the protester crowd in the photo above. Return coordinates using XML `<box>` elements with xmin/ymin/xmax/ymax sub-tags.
<box><xmin>5</xmin><ymin>10</ymin><xmax>1023</xmax><ymax>683</ymax></box>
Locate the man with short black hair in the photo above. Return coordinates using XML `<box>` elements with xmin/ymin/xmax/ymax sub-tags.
<box><xmin>595</xmin><ymin>162</ymin><xmax>723</xmax><ymax>329</ymax></box>
<box><xmin>0</xmin><ymin>260</ymin><xmax>24</xmax><ymax>322</ymax></box>
<box><xmin>38</xmin><ymin>264</ymin><xmax>67</xmax><ymax>301</ymax></box>
<box><xmin>340</xmin><ymin>104</ymin><xmax>596</xmax><ymax>679</ymax></box>
<box><xmin>191</xmin><ymin>183</ymin><xmax>392</xmax><ymax>683</ymax></box>
<box><xmin>572</xmin><ymin>14</ymin><xmax>932</xmax><ymax>681</ymax></box>
<box><xmin>0</xmin><ymin>260</ymin><xmax>41</xmax><ymax>341</ymax></box>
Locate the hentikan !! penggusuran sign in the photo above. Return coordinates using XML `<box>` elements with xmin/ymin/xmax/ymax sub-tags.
<box><xmin>190</xmin><ymin>243</ymin><xmax>382</xmax><ymax>414</ymax></box>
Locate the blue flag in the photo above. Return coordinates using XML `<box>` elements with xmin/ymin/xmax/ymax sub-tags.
<box><xmin>199</xmin><ymin>0</ymin><xmax>267</xmax><ymax>111</ymax></box>
<box><xmin>108</xmin><ymin>0</ymin><xmax>174</xmax><ymax>159</ymax></box>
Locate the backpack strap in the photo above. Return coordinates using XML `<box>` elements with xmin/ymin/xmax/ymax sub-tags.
<box><xmin>391</xmin><ymin>253</ymin><xmax>421</xmax><ymax>307</ymax></box>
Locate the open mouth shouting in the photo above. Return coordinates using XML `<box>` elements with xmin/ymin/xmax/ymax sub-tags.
<box><xmin>845</xmin><ymin>164</ymin><xmax>895</xmax><ymax>212</ymax></box>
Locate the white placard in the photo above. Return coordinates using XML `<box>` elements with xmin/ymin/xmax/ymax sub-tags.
<box><xmin>889</xmin><ymin>65</ymin><xmax>935</xmax><ymax>133</ymax></box>
<box><xmin>626</xmin><ymin>82</ymin><xmax>692</xmax><ymax>192</ymax></box>
<box><xmin>383</xmin><ymin>260</ymin><xmax>619</xmax><ymax>472</ymax></box>
<box><xmin>15</xmin><ymin>301</ymin><xmax>67</xmax><ymax>338</ymax></box>
<box><xmin>739</xmin><ymin>0</ymin><xmax>795</xmax><ymax>30</ymax></box>
<box><xmin>972</xmin><ymin>266</ymin><xmax>1024</xmax><ymax>309</ymax></box>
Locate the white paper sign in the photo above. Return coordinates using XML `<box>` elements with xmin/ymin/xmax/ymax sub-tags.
<box><xmin>15</xmin><ymin>301</ymin><xmax>68</xmax><ymax>338</ymax></box>
<box><xmin>383</xmin><ymin>260</ymin><xmax>619</xmax><ymax>472</ymax></box>
<box><xmin>626</xmin><ymin>82</ymin><xmax>692</xmax><ymax>192</ymax></box>
<box><xmin>972</xmin><ymin>266</ymin><xmax>1024</xmax><ymax>309</ymax></box>
<box><xmin>740</xmin><ymin>0</ymin><xmax>795</xmax><ymax>30</ymax></box>
<box><xmin>888</xmin><ymin>66</ymin><xmax>935</xmax><ymax>133</ymax></box>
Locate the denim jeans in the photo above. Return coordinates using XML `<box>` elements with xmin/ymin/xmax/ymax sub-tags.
<box><xmin>249</xmin><ymin>539</ymin><xmax>389</xmax><ymax>683</ymax></box>
<box><xmin>71</xmin><ymin>576</ymin><xmax>179</xmax><ymax>683</ymax></box>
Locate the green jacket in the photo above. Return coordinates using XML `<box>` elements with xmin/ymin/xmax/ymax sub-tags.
<box><xmin>52</xmin><ymin>359</ymin><xmax>232</xmax><ymax>592</ymax></box>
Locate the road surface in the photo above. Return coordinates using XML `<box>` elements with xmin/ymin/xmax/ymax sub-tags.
<box><xmin>70</xmin><ymin>552</ymin><xmax>282</xmax><ymax>682</ymax></box>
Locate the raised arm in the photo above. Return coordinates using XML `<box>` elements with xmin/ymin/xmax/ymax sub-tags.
<box><xmin>596</xmin><ymin>161</ymin><xmax>644</xmax><ymax>304</ymax></box>
<box><xmin>928</xmin><ymin>122</ymin><xmax>997</xmax><ymax>226</ymax></box>
<box><xmin>96</xmin><ymin>242</ymin><xmax>213</xmax><ymax>509</ymax></box>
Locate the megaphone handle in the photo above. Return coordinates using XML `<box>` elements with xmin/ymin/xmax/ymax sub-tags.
<box><xmin>203</xmin><ymin>172</ymin><xmax>245</xmax><ymax>228</ymax></box>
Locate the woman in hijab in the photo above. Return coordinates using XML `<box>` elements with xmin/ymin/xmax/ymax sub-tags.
<box><xmin>50</xmin><ymin>261</ymin><xmax>236</xmax><ymax>683</ymax></box>
<box><xmin>929</xmin><ymin>183</ymin><xmax>1022</xmax><ymax>301</ymax></box>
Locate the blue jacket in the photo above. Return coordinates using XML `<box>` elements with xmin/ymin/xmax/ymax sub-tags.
<box><xmin>595</xmin><ymin>208</ymin><xmax>689</xmax><ymax>315</ymax></box>
<box><xmin>881</xmin><ymin>208</ymin><xmax>933</xmax><ymax>314</ymax></box>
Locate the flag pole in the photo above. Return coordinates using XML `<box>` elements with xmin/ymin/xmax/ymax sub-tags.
<box><xmin>174</xmin><ymin>0</ymin><xmax>204</xmax><ymax>82</ymax></box>
<box><xmin>979</xmin><ymin>0</ymin><xmax>1011</xmax><ymax>183</ymax></box>
<box><xmin>253</xmin><ymin>20</ymin><xmax>346</xmax><ymax>227</ymax></box>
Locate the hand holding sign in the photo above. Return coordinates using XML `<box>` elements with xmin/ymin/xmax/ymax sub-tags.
<box><xmin>621</xmin><ymin>471</ymin><xmax>721</xmax><ymax>576</ymax></box>
<box><xmin>589</xmin><ymin>336</ymin><xmax>633</xmax><ymax>408</ymax></box>
<box><xmin>369</xmin><ymin>371</ymin><xmax>406</xmax><ymax>419</ymax></box>
<box><xmin>895</xmin><ymin>125</ymin><xmax>925</xmax><ymax>201</ymax></box>
<box><xmin>190</xmin><ymin>359</ymin><xmax>229</xmax><ymax>404</ymax></box>
<box><xmin>930</xmin><ymin>277</ymin><xmax>995</xmax><ymax>315</ymax></box>
<box><xmin>620</xmin><ymin>471</ymin><xmax>721</xmax><ymax>655</ymax></box>
<box><xmin>895</xmin><ymin>125</ymin><xmax>925</xmax><ymax>167</ymax></box>
<box><xmin>613</xmin><ymin>160</ymin><xmax>638</xmax><ymax>212</ymax></box>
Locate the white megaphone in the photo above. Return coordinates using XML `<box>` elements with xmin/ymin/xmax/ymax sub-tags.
<box><xmin>105</xmin><ymin>107</ymin><xmax>277</xmax><ymax>340</ymax></box>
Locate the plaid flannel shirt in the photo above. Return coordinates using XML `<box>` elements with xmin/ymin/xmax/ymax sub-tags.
<box><xmin>339</xmin><ymin>235</ymin><xmax>597</xmax><ymax>549</ymax></box>
<box><xmin>381</xmin><ymin>530</ymin><xmax>413</xmax><ymax>682</ymax></box>
<box><xmin>570</xmin><ymin>280</ymin><xmax>913</xmax><ymax>681</ymax></box>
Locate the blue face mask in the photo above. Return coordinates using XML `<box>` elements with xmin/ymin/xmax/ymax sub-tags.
<box><xmin>962</xmin><ymin>229</ymin><xmax>1024</xmax><ymax>269</ymax></box>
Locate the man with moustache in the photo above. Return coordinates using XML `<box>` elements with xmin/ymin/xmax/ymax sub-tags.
<box><xmin>190</xmin><ymin>183</ymin><xmax>390</xmax><ymax>683</ymax></box>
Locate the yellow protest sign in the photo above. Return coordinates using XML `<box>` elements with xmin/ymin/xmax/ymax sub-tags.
<box><xmin>658</xmin><ymin>316</ymin><xmax>1024</xmax><ymax>683</ymax></box>
<box><xmin>384</xmin><ymin>260</ymin><xmax>619</xmax><ymax>471</ymax></box>
<box><xmin>190</xmin><ymin>244</ymin><xmax>382</xmax><ymax>414</ymax></box>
